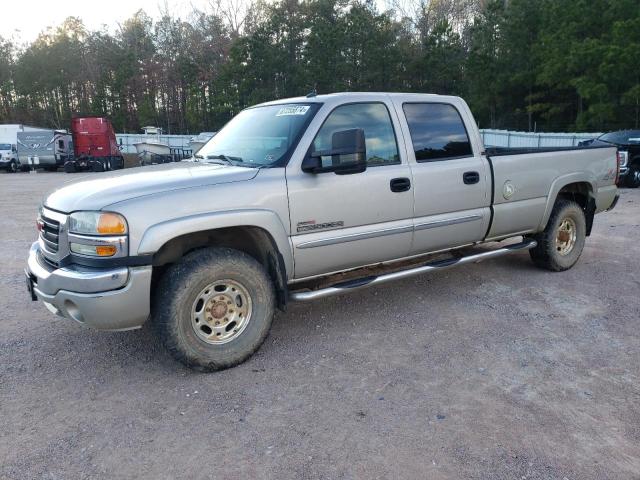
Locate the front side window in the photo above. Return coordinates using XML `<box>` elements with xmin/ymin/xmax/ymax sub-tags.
<box><xmin>403</xmin><ymin>103</ymin><xmax>473</xmax><ymax>162</ymax></box>
<box><xmin>197</xmin><ymin>103</ymin><xmax>320</xmax><ymax>167</ymax></box>
<box><xmin>312</xmin><ymin>103</ymin><xmax>400</xmax><ymax>166</ymax></box>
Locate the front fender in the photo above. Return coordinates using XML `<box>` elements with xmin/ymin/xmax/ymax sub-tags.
<box><xmin>137</xmin><ymin>209</ymin><xmax>294</xmax><ymax>279</ymax></box>
<box><xmin>538</xmin><ymin>172</ymin><xmax>596</xmax><ymax>230</ymax></box>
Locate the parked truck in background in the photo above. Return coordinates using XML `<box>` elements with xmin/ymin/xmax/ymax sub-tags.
<box><xmin>25</xmin><ymin>92</ymin><xmax>619</xmax><ymax>371</ymax></box>
<box><xmin>580</xmin><ymin>130</ymin><xmax>640</xmax><ymax>188</ymax></box>
<box><xmin>0</xmin><ymin>143</ymin><xmax>19</xmax><ymax>172</ymax></box>
<box><xmin>66</xmin><ymin>116</ymin><xmax>124</xmax><ymax>173</ymax></box>
<box><xmin>17</xmin><ymin>130</ymin><xmax>73</xmax><ymax>171</ymax></box>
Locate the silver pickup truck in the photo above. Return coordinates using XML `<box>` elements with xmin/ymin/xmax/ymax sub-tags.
<box><xmin>26</xmin><ymin>93</ymin><xmax>620</xmax><ymax>371</ymax></box>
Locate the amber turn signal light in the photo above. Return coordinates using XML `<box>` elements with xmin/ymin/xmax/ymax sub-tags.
<box><xmin>97</xmin><ymin>213</ymin><xmax>127</xmax><ymax>234</ymax></box>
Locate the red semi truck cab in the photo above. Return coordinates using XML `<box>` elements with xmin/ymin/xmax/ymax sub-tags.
<box><xmin>67</xmin><ymin>117</ymin><xmax>124</xmax><ymax>172</ymax></box>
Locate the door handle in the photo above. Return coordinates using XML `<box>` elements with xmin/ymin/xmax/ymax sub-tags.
<box><xmin>463</xmin><ymin>171</ymin><xmax>480</xmax><ymax>185</ymax></box>
<box><xmin>390</xmin><ymin>177</ymin><xmax>411</xmax><ymax>192</ymax></box>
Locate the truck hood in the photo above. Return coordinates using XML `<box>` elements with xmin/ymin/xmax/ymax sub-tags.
<box><xmin>44</xmin><ymin>161</ymin><xmax>260</xmax><ymax>212</ymax></box>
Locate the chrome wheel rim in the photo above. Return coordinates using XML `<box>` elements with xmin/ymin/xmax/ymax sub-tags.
<box><xmin>555</xmin><ymin>217</ymin><xmax>577</xmax><ymax>255</ymax></box>
<box><xmin>191</xmin><ymin>279</ymin><xmax>252</xmax><ymax>344</ymax></box>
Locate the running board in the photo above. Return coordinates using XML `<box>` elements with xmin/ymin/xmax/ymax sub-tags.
<box><xmin>289</xmin><ymin>239</ymin><xmax>537</xmax><ymax>302</ymax></box>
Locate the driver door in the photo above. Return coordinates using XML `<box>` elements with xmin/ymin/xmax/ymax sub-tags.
<box><xmin>286</xmin><ymin>101</ymin><xmax>414</xmax><ymax>279</ymax></box>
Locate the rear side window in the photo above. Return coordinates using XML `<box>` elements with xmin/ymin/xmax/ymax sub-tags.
<box><xmin>403</xmin><ymin>103</ymin><xmax>473</xmax><ymax>161</ymax></box>
<box><xmin>313</xmin><ymin>103</ymin><xmax>400</xmax><ymax>166</ymax></box>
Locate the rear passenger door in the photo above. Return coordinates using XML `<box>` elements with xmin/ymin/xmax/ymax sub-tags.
<box><xmin>393</xmin><ymin>100</ymin><xmax>492</xmax><ymax>255</ymax></box>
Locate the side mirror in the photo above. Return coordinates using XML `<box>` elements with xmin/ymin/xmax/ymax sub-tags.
<box><xmin>302</xmin><ymin>128</ymin><xmax>367</xmax><ymax>174</ymax></box>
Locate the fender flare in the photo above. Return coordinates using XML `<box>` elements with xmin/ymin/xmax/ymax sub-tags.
<box><xmin>137</xmin><ymin>209</ymin><xmax>294</xmax><ymax>279</ymax></box>
<box><xmin>538</xmin><ymin>172</ymin><xmax>596</xmax><ymax>231</ymax></box>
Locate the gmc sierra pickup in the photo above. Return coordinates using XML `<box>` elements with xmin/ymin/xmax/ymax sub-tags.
<box><xmin>26</xmin><ymin>93</ymin><xmax>620</xmax><ymax>371</ymax></box>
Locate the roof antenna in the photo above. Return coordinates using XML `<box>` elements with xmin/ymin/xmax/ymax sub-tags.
<box><xmin>306</xmin><ymin>84</ymin><xmax>317</xmax><ymax>98</ymax></box>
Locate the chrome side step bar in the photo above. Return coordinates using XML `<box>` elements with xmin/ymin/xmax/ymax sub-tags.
<box><xmin>289</xmin><ymin>239</ymin><xmax>537</xmax><ymax>302</ymax></box>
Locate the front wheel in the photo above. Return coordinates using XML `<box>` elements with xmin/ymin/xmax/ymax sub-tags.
<box><xmin>625</xmin><ymin>163</ymin><xmax>640</xmax><ymax>188</ymax></box>
<box><xmin>7</xmin><ymin>160</ymin><xmax>18</xmax><ymax>173</ymax></box>
<box><xmin>529</xmin><ymin>199</ymin><xmax>586</xmax><ymax>271</ymax></box>
<box><xmin>153</xmin><ymin>247</ymin><xmax>275</xmax><ymax>371</ymax></box>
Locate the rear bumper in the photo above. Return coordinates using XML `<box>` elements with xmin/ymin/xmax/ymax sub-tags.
<box><xmin>26</xmin><ymin>242</ymin><xmax>152</xmax><ymax>331</ymax></box>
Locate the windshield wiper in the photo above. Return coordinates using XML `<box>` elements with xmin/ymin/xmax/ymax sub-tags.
<box><xmin>204</xmin><ymin>154</ymin><xmax>243</xmax><ymax>166</ymax></box>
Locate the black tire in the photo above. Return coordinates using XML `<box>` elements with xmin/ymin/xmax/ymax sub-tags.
<box><xmin>91</xmin><ymin>161</ymin><xmax>104</xmax><ymax>172</ymax></box>
<box><xmin>64</xmin><ymin>162</ymin><xmax>76</xmax><ymax>173</ymax></box>
<box><xmin>7</xmin><ymin>160</ymin><xmax>18</xmax><ymax>173</ymax></box>
<box><xmin>625</xmin><ymin>163</ymin><xmax>640</xmax><ymax>188</ymax></box>
<box><xmin>153</xmin><ymin>247</ymin><xmax>275</xmax><ymax>371</ymax></box>
<box><xmin>529</xmin><ymin>199</ymin><xmax>586</xmax><ymax>271</ymax></box>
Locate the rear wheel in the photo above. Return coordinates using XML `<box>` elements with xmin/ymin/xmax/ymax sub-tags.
<box><xmin>64</xmin><ymin>162</ymin><xmax>76</xmax><ymax>173</ymax></box>
<box><xmin>625</xmin><ymin>163</ymin><xmax>640</xmax><ymax>188</ymax></box>
<box><xmin>153</xmin><ymin>247</ymin><xmax>275</xmax><ymax>371</ymax></box>
<box><xmin>529</xmin><ymin>199</ymin><xmax>586</xmax><ymax>271</ymax></box>
<box><xmin>91</xmin><ymin>161</ymin><xmax>104</xmax><ymax>172</ymax></box>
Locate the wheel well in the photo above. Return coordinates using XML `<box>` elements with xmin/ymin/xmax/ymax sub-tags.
<box><xmin>151</xmin><ymin>226</ymin><xmax>288</xmax><ymax>310</ymax></box>
<box><xmin>556</xmin><ymin>182</ymin><xmax>595</xmax><ymax>236</ymax></box>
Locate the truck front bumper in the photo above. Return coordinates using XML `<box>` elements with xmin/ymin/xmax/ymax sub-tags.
<box><xmin>26</xmin><ymin>242</ymin><xmax>152</xmax><ymax>331</ymax></box>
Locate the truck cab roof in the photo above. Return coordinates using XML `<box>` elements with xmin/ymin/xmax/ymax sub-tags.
<box><xmin>255</xmin><ymin>92</ymin><xmax>461</xmax><ymax>108</ymax></box>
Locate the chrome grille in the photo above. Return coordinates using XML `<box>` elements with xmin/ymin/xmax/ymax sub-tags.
<box><xmin>40</xmin><ymin>215</ymin><xmax>60</xmax><ymax>253</ymax></box>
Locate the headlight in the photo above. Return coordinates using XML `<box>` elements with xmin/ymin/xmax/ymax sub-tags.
<box><xmin>68</xmin><ymin>211</ymin><xmax>128</xmax><ymax>258</ymax></box>
<box><xmin>69</xmin><ymin>211</ymin><xmax>127</xmax><ymax>235</ymax></box>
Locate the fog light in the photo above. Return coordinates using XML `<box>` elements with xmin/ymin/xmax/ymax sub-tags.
<box><xmin>70</xmin><ymin>243</ymin><xmax>117</xmax><ymax>257</ymax></box>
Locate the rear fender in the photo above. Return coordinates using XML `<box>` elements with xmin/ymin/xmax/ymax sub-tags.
<box><xmin>538</xmin><ymin>173</ymin><xmax>596</xmax><ymax>231</ymax></box>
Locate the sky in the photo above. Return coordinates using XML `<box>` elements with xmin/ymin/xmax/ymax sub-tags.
<box><xmin>4</xmin><ymin>0</ymin><xmax>209</xmax><ymax>43</ymax></box>
<box><xmin>6</xmin><ymin>0</ymin><xmax>395</xmax><ymax>44</ymax></box>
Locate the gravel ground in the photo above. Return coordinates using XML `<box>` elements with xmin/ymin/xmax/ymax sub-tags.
<box><xmin>1</xmin><ymin>172</ymin><xmax>639</xmax><ymax>479</ymax></box>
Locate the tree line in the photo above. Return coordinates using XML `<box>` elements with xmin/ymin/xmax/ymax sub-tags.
<box><xmin>0</xmin><ymin>0</ymin><xmax>638</xmax><ymax>134</ymax></box>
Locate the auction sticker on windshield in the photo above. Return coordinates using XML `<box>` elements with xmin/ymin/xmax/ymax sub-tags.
<box><xmin>276</xmin><ymin>106</ymin><xmax>310</xmax><ymax>116</ymax></box>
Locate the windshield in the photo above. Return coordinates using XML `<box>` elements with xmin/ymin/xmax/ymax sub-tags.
<box><xmin>598</xmin><ymin>130</ymin><xmax>640</xmax><ymax>145</ymax></box>
<box><xmin>0</xmin><ymin>144</ymin><xmax>11</xmax><ymax>150</ymax></box>
<box><xmin>196</xmin><ymin>103</ymin><xmax>320</xmax><ymax>167</ymax></box>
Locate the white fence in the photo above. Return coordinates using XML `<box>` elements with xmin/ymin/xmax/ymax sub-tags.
<box><xmin>115</xmin><ymin>129</ymin><xmax>603</xmax><ymax>153</ymax></box>
<box><xmin>479</xmin><ymin>129</ymin><xmax>601</xmax><ymax>148</ymax></box>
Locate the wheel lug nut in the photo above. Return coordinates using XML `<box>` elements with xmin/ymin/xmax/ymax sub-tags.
<box><xmin>215</xmin><ymin>321</ymin><xmax>220</xmax><ymax>325</ymax></box>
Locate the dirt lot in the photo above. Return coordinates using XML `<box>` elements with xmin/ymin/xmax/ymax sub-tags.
<box><xmin>1</xmin><ymin>172</ymin><xmax>639</xmax><ymax>479</ymax></box>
